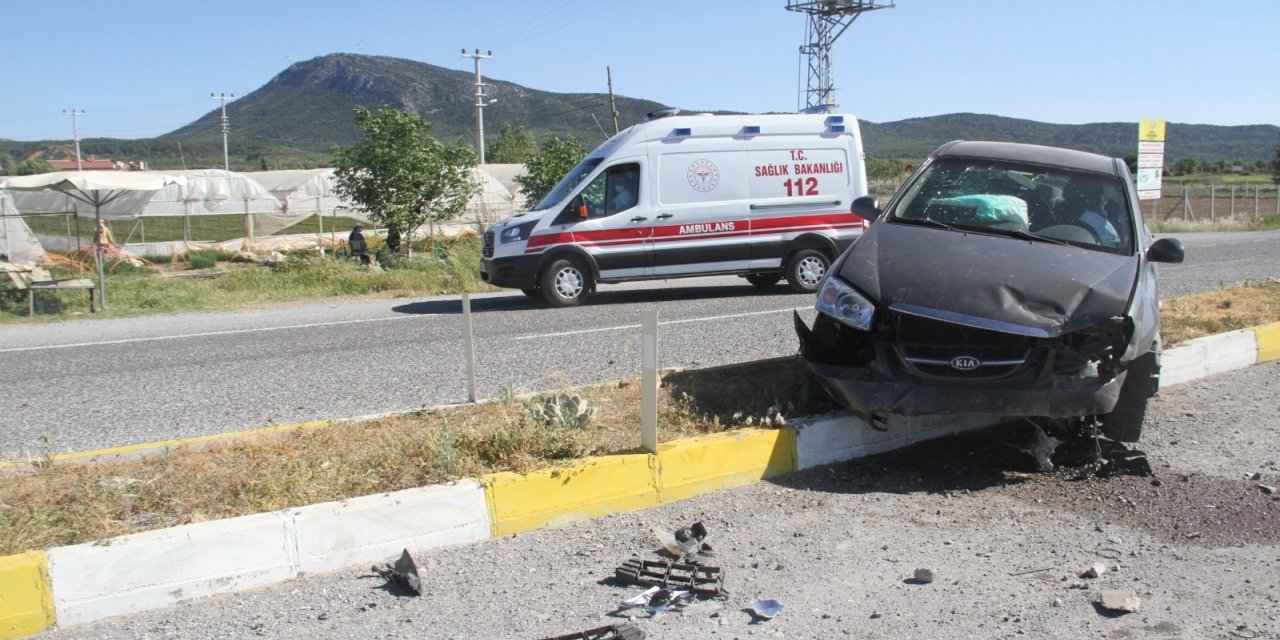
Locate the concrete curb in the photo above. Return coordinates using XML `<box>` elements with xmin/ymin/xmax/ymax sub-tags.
<box><xmin>1</xmin><ymin>324</ymin><xmax>1276</xmax><ymax>638</ymax></box>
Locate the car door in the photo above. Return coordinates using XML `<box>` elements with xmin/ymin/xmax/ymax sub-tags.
<box><xmin>550</xmin><ymin>162</ymin><xmax>649</xmax><ymax>280</ymax></box>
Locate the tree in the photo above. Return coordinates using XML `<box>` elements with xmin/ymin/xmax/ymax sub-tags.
<box><xmin>514</xmin><ymin>134</ymin><xmax>587</xmax><ymax>204</ymax></box>
<box><xmin>332</xmin><ymin>106</ymin><xmax>479</xmax><ymax>253</ymax></box>
<box><xmin>1171</xmin><ymin>157</ymin><xmax>1198</xmax><ymax>176</ymax></box>
<box><xmin>486</xmin><ymin>124</ymin><xmax>537</xmax><ymax>164</ymax></box>
<box><xmin>13</xmin><ymin>159</ymin><xmax>55</xmax><ymax>175</ymax></box>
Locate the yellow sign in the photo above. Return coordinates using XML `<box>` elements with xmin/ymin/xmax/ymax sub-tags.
<box><xmin>1139</xmin><ymin>119</ymin><xmax>1166</xmax><ymax>142</ymax></box>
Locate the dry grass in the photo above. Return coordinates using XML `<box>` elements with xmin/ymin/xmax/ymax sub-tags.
<box><xmin>3</xmin><ymin>283</ymin><xmax>1277</xmax><ymax>557</ymax></box>
<box><xmin>0</xmin><ymin>359</ymin><xmax>833</xmax><ymax>556</ymax></box>
<box><xmin>1161</xmin><ymin>279</ymin><xmax>1280</xmax><ymax>346</ymax></box>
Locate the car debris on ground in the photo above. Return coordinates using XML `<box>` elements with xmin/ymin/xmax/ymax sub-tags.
<box><xmin>614</xmin><ymin>557</ymin><xmax>726</xmax><ymax>598</ymax></box>
<box><xmin>537</xmin><ymin>622</ymin><xmax>644</xmax><ymax>640</ymax></box>
<box><xmin>371</xmin><ymin>548</ymin><xmax>422</xmax><ymax>596</ymax></box>
<box><xmin>619</xmin><ymin>586</ymin><xmax>693</xmax><ymax>614</ymax></box>
<box><xmin>652</xmin><ymin>521</ymin><xmax>712</xmax><ymax>560</ymax></box>
<box><xmin>749</xmin><ymin>598</ymin><xmax>784</xmax><ymax>621</ymax></box>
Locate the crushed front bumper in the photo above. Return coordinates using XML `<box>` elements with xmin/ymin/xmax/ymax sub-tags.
<box><xmin>795</xmin><ymin>311</ymin><xmax>1126</xmax><ymax>421</ymax></box>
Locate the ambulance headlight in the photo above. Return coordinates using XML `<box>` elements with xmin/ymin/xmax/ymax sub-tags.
<box><xmin>815</xmin><ymin>277</ymin><xmax>875</xmax><ymax>332</ymax></box>
<box><xmin>500</xmin><ymin>220</ymin><xmax>537</xmax><ymax>244</ymax></box>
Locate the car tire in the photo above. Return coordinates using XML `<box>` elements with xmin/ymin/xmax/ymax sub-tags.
<box><xmin>541</xmin><ymin>257</ymin><xmax>592</xmax><ymax>307</ymax></box>
<box><xmin>785</xmin><ymin>249</ymin><xmax>829</xmax><ymax>293</ymax></box>
<box><xmin>745</xmin><ymin>273</ymin><xmax>782</xmax><ymax>289</ymax></box>
<box><xmin>1101</xmin><ymin>344</ymin><xmax>1160</xmax><ymax>443</ymax></box>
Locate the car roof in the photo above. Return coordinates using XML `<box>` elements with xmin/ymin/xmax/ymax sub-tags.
<box><xmin>932</xmin><ymin>140</ymin><xmax>1120</xmax><ymax>175</ymax></box>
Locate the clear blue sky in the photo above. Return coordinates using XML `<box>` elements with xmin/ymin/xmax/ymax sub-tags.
<box><xmin>3</xmin><ymin>0</ymin><xmax>1277</xmax><ymax>142</ymax></box>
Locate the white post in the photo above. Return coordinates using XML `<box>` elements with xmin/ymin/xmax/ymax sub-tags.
<box><xmin>641</xmin><ymin>309</ymin><xmax>659</xmax><ymax>453</ymax></box>
<box><xmin>1209</xmin><ymin>184</ymin><xmax>1215</xmax><ymax>221</ymax></box>
<box><xmin>244</xmin><ymin>199</ymin><xmax>254</xmax><ymax>240</ymax></box>
<box><xmin>462</xmin><ymin>293</ymin><xmax>477</xmax><ymax>403</ymax></box>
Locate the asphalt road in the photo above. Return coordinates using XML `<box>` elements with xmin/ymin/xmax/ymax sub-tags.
<box><xmin>1</xmin><ymin>230</ymin><xmax>1276</xmax><ymax>459</ymax></box>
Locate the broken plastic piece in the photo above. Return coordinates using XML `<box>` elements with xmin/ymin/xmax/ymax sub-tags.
<box><xmin>620</xmin><ymin>586</ymin><xmax>693</xmax><ymax>613</ymax></box>
<box><xmin>750</xmin><ymin>598</ymin><xmax>783</xmax><ymax>620</ymax></box>
<box><xmin>371</xmin><ymin>548</ymin><xmax>422</xmax><ymax>596</ymax></box>
<box><xmin>539</xmin><ymin>622</ymin><xmax>645</xmax><ymax>640</ymax></box>
<box><xmin>653</xmin><ymin>521</ymin><xmax>712</xmax><ymax>559</ymax></box>
<box><xmin>615</xmin><ymin>557</ymin><xmax>726</xmax><ymax>598</ymax></box>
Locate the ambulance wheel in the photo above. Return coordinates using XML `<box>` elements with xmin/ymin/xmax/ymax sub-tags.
<box><xmin>542</xmin><ymin>258</ymin><xmax>592</xmax><ymax>307</ymax></box>
<box><xmin>745</xmin><ymin>273</ymin><xmax>782</xmax><ymax>289</ymax></box>
<box><xmin>785</xmin><ymin>249</ymin><xmax>829</xmax><ymax>293</ymax></box>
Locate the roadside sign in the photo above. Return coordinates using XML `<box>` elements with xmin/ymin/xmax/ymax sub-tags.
<box><xmin>1138</xmin><ymin>141</ymin><xmax>1165</xmax><ymax>154</ymax></box>
<box><xmin>1137</xmin><ymin>153</ymin><xmax>1163</xmax><ymax>169</ymax></box>
<box><xmin>1136</xmin><ymin>119</ymin><xmax>1165</xmax><ymax>201</ymax></box>
<box><xmin>1139</xmin><ymin>119</ymin><xmax>1166</xmax><ymax>142</ymax></box>
<box><xmin>1137</xmin><ymin>167</ymin><xmax>1163</xmax><ymax>192</ymax></box>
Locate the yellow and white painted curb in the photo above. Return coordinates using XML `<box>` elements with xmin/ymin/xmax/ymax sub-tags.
<box><xmin>2</xmin><ymin>324</ymin><xmax>1277</xmax><ymax>638</ymax></box>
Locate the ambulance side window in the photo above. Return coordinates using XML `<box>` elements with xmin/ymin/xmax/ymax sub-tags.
<box><xmin>555</xmin><ymin>163</ymin><xmax>641</xmax><ymax>223</ymax></box>
<box><xmin>604</xmin><ymin>164</ymin><xmax>640</xmax><ymax>216</ymax></box>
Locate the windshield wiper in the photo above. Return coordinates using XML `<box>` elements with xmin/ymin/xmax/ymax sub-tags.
<box><xmin>1000</xmin><ymin>229</ymin><xmax>1070</xmax><ymax>246</ymax></box>
<box><xmin>891</xmin><ymin>216</ymin><xmax>957</xmax><ymax>231</ymax></box>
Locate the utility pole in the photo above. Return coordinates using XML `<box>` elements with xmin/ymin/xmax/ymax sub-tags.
<box><xmin>461</xmin><ymin>49</ymin><xmax>493</xmax><ymax>164</ymax></box>
<box><xmin>786</xmin><ymin>1</ymin><xmax>893</xmax><ymax>111</ymax></box>
<box><xmin>211</xmin><ymin>93</ymin><xmax>235</xmax><ymax>171</ymax></box>
<box><xmin>63</xmin><ymin>109</ymin><xmax>85</xmax><ymax>170</ymax></box>
<box><xmin>606</xmin><ymin>67</ymin><xmax>620</xmax><ymax>135</ymax></box>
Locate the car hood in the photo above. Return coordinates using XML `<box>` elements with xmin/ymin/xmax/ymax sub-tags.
<box><xmin>837</xmin><ymin>222</ymin><xmax>1140</xmax><ymax>338</ymax></box>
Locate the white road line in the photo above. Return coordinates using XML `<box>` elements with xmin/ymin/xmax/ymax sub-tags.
<box><xmin>512</xmin><ymin>307</ymin><xmax>804</xmax><ymax>340</ymax></box>
<box><xmin>0</xmin><ymin>315</ymin><xmax>425</xmax><ymax>354</ymax></box>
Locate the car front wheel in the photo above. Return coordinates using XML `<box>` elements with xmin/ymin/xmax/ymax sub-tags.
<box><xmin>1101</xmin><ymin>344</ymin><xmax>1160</xmax><ymax>443</ymax></box>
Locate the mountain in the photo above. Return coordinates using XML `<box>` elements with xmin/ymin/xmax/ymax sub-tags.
<box><xmin>859</xmin><ymin>112</ymin><xmax>1278</xmax><ymax>163</ymax></box>
<box><xmin>163</xmin><ymin>53</ymin><xmax>669</xmax><ymax>153</ymax></box>
<box><xmin>3</xmin><ymin>53</ymin><xmax>1276</xmax><ymax>170</ymax></box>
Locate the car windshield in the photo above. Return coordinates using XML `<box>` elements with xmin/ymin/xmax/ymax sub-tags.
<box><xmin>533</xmin><ymin>157</ymin><xmax>604</xmax><ymax>211</ymax></box>
<box><xmin>888</xmin><ymin>157</ymin><xmax>1134</xmax><ymax>254</ymax></box>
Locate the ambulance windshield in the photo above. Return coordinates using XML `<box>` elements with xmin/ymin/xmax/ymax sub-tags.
<box><xmin>534</xmin><ymin>157</ymin><xmax>603</xmax><ymax>211</ymax></box>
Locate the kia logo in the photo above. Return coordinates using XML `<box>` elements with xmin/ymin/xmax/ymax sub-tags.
<box><xmin>950</xmin><ymin>355</ymin><xmax>981</xmax><ymax>371</ymax></box>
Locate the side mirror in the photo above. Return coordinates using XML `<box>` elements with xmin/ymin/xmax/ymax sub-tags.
<box><xmin>851</xmin><ymin>195</ymin><xmax>882</xmax><ymax>221</ymax></box>
<box><xmin>1147</xmin><ymin>237</ymin><xmax>1185</xmax><ymax>264</ymax></box>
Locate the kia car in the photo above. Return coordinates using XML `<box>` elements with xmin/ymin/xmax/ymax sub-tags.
<box><xmin>795</xmin><ymin>140</ymin><xmax>1185</xmax><ymax>443</ymax></box>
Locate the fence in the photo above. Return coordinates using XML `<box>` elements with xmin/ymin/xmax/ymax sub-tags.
<box><xmin>1143</xmin><ymin>184</ymin><xmax>1280</xmax><ymax>222</ymax></box>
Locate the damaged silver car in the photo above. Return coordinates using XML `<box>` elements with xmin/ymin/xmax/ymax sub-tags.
<box><xmin>795</xmin><ymin>141</ymin><xmax>1185</xmax><ymax>443</ymax></box>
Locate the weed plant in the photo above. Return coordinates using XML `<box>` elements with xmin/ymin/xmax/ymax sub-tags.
<box><xmin>0</xmin><ymin>357</ymin><xmax>836</xmax><ymax>555</ymax></box>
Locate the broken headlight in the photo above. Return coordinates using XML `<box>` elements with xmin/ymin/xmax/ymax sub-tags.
<box><xmin>815</xmin><ymin>277</ymin><xmax>875</xmax><ymax>332</ymax></box>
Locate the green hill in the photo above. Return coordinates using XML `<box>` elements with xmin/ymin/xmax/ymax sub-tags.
<box><xmin>2</xmin><ymin>53</ymin><xmax>1275</xmax><ymax>171</ymax></box>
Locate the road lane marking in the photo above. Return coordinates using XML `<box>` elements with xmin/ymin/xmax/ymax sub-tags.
<box><xmin>512</xmin><ymin>307</ymin><xmax>805</xmax><ymax>341</ymax></box>
<box><xmin>0</xmin><ymin>315</ymin><xmax>426</xmax><ymax>354</ymax></box>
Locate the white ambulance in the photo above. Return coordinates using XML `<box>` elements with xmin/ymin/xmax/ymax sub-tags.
<box><xmin>480</xmin><ymin>108</ymin><xmax>869</xmax><ymax>306</ymax></box>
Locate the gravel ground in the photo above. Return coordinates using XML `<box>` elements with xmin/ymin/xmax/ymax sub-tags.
<box><xmin>39</xmin><ymin>361</ymin><xmax>1280</xmax><ymax>640</ymax></box>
